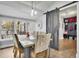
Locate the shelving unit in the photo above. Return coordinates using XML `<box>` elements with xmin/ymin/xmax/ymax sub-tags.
<box><xmin>63</xmin><ymin>16</ymin><xmax>77</xmax><ymax>40</ymax></box>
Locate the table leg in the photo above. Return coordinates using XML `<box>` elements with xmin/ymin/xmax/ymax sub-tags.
<box><xmin>23</xmin><ymin>47</ymin><xmax>31</xmax><ymax>58</ymax></box>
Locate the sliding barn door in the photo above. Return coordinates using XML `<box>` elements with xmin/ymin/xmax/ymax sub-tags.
<box><xmin>46</xmin><ymin>8</ymin><xmax>59</xmax><ymax>49</ymax></box>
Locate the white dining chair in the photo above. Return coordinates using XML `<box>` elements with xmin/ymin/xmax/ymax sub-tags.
<box><xmin>31</xmin><ymin>33</ymin><xmax>51</xmax><ymax>58</ymax></box>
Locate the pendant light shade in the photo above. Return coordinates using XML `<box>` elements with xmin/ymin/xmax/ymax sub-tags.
<box><xmin>31</xmin><ymin>9</ymin><xmax>34</xmax><ymax>16</ymax></box>
<box><xmin>35</xmin><ymin>10</ymin><xmax>37</xmax><ymax>15</ymax></box>
<box><xmin>31</xmin><ymin>1</ymin><xmax>37</xmax><ymax>16</ymax></box>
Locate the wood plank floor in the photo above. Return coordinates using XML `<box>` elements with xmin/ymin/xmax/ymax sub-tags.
<box><xmin>50</xmin><ymin>48</ymin><xmax>76</xmax><ymax>58</ymax></box>
<box><xmin>0</xmin><ymin>47</ymin><xmax>76</xmax><ymax>58</ymax></box>
<box><xmin>0</xmin><ymin>47</ymin><xmax>13</xmax><ymax>58</ymax></box>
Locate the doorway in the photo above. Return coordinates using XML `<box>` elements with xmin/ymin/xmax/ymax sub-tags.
<box><xmin>59</xmin><ymin>4</ymin><xmax>77</xmax><ymax>55</ymax></box>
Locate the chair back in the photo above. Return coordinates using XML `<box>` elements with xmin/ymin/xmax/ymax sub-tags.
<box><xmin>37</xmin><ymin>32</ymin><xmax>46</xmax><ymax>35</ymax></box>
<box><xmin>46</xmin><ymin>33</ymin><xmax>51</xmax><ymax>47</ymax></box>
<box><xmin>35</xmin><ymin>33</ymin><xmax>51</xmax><ymax>53</ymax></box>
<box><xmin>13</xmin><ymin>34</ymin><xmax>21</xmax><ymax>48</ymax></box>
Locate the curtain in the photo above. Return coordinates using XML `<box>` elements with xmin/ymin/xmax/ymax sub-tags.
<box><xmin>46</xmin><ymin>8</ymin><xmax>59</xmax><ymax>49</ymax></box>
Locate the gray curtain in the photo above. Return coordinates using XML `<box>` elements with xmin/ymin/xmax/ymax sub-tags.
<box><xmin>46</xmin><ymin>8</ymin><xmax>59</xmax><ymax>49</ymax></box>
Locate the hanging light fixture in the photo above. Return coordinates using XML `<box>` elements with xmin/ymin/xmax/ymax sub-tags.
<box><xmin>35</xmin><ymin>10</ymin><xmax>37</xmax><ymax>15</ymax></box>
<box><xmin>31</xmin><ymin>8</ymin><xmax>34</xmax><ymax>16</ymax></box>
<box><xmin>34</xmin><ymin>2</ymin><xmax>37</xmax><ymax>15</ymax></box>
<box><xmin>31</xmin><ymin>1</ymin><xmax>37</xmax><ymax>16</ymax></box>
<box><xmin>31</xmin><ymin>1</ymin><xmax>34</xmax><ymax>16</ymax></box>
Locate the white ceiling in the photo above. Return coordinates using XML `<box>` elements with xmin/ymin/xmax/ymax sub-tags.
<box><xmin>0</xmin><ymin>1</ymin><xmax>75</xmax><ymax>20</ymax></box>
<box><xmin>0</xmin><ymin>1</ymin><xmax>56</xmax><ymax>20</ymax></box>
<box><xmin>60</xmin><ymin>5</ymin><xmax>77</xmax><ymax>18</ymax></box>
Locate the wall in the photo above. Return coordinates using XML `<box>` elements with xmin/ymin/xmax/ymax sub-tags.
<box><xmin>76</xmin><ymin>2</ymin><xmax>79</xmax><ymax>58</ymax></box>
<box><xmin>59</xmin><ymin>14</ymin><xmax>64</xmax><ymax>39</ymax></box>
<box><xmin>36</xmin><ymin>14</ymin><xmax>46</xmax><ymax>32</ymax></box>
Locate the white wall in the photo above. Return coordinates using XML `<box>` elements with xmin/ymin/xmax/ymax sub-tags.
<box><xmin>59</xmin><ymin>14</ymin><xmax>64</xmax><ymax>39</ymax></box>
<box><xmin>36</xmin><ymin>14</ymin><xmax>46</xmax><ymax>32</ymax></box>
<box><xmin>76</xmin><ymin>2</ymin><xmax>79</xmax><ymax>58</ymax></box>
<box><xmin>40</xmin><ymin>15</ymin><xmax>46</xmax><ymax>32</ymax></box>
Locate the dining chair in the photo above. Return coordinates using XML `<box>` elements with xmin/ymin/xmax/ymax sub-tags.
<box><xmin>33</xmin><ymin>32</ymin><xmax>46</xmax><ymax>38</ymax></box>
<box><xmin>31</xmin><ymin>33</ymin><xmax>51</xmax><ymax>58</ymax></box>
<box><xmin>13</xmin><ymin>34</ymin><xmax>24</xmax><ymax>58</ymax></box>
<box><xmin>37</xmin><ymin>32</ymin><xmax>46</xmax><ymax>35</ymax></box>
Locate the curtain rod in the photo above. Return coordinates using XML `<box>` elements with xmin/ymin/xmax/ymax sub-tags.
<box><xmin>44</xmin><ymin>1</ymin><xmax>78</xmax><ymax>14</ymax></box>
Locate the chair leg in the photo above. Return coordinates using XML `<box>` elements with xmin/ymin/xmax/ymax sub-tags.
<box><xmin>48</xmin><ymin>48</ymin><xmax>50</xmax><ymax>58</ymax></box>
<box><xmin>13</xmin><ymin>48</ymin><xmax>15</xmax><ymax>53</ymax></box>
<box><xmin>14</xmin><ymin>49</ymin><xmax>17</xmax><ymax>58</ymax></box>
<box><xmin>46</xmin><ymin>50</ymin><xmax>49</xmax><ymax>58</ymax></box>
<box><xmin>13</xmin><ymin>48</ymin><xmax>14</xmax><ymax>53</ymax></box>
<box><xmin>19</xmin><ymin>50</ymin><xmax>21</xmax><ymax>58</ymax></box>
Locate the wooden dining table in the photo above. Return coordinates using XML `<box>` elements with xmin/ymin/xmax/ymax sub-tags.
<box><xmin>19</xmin><ymin>38</ymin><xmax>35</xmax><ymax>58</ymax></box>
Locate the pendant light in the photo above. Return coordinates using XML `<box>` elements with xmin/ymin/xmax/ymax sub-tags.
<box><xmin>31</xmin><ymin>8</ymin><xmax>34</xmax><ymax>16</ymax></box>
<box><xmin>35</xmin><ymin>10</ymin><xmax>37</xmax><ymax>15</ymax></box>
<box><xmin>31</xmin><ymin>1</ymin><xmax>37</xmax><ymax>16</ymax></box>
<box><xmin>34</xmin><ymin>2</ymin><xmax>37</xmax><ymax>15</ymax></box>
<box><xmin>31</xmin><ymin>1</ymin><xmax>34</xmax><ymax>16</ymax></box>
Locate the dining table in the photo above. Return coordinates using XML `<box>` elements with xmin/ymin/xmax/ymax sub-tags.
<box><xmin>19</xmin><ymin>36</ymin><xmax>35</xmax><ymax>58</ymax></box>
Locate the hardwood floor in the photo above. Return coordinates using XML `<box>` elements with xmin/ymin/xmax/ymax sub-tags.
<box><xmin>50</xmin><ymin>48</ymin><xmax>76</xmax><ymax>58</ymax></box>
<box><xmin>0</xmin><ymin>47</ymin><xmax>13</xmax><ymax>58</ymax></box>
<box><xmin>0</xmin><ymin>47</ymin><xmax>76</xmax><ymax>58</ymax></box>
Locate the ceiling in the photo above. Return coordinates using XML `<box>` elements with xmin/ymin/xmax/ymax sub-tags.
<box><xmin>0</xmin><ymin>1</ymin><xmax>75</xmax><ymax>20</ymax></box>
<box><xmin>0</xmin><ymin>1</ymin><xmax>56</xmax><ymax>20</ymax></box>
<box><xmin>60</xmin><ymin>5</ymin><xmax>77</xmax><ymax>18</ymax></box>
